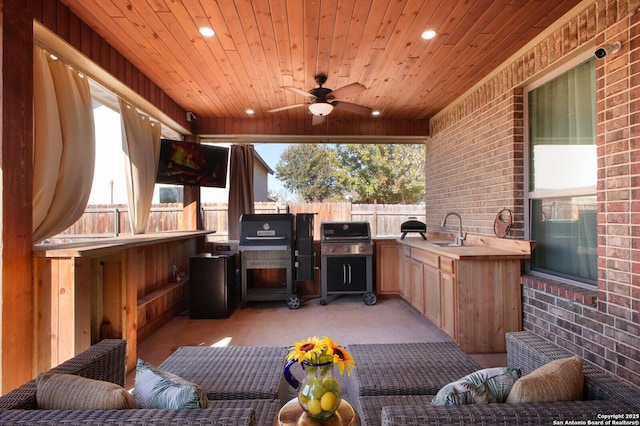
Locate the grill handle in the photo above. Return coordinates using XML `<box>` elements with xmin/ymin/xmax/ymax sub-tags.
<box><xmin>244</xmin><ymin>236</ymin><xmax>287</xmax><ymax>240</ymax></box>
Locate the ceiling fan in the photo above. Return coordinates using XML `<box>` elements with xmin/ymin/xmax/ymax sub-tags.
<box><xmin>268</xmin><ymin>74</ymin><xmax>373</xmax><ymax>125</ymax></box>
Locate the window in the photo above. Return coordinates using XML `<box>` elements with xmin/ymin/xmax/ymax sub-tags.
<box><xmin>525</xmin><ymin>57</ymin><xmax>597</xmax><ymax>284</ymax></box>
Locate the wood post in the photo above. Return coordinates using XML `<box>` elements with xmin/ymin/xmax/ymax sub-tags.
<box><xmin>1</xmin><ymin>0</ymin><xmax>35</xmax><ymax>393</ymax></box>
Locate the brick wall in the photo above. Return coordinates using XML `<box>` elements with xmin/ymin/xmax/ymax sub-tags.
<box><xmin>428</xmin><ymin>0</ymin><xmax>640</xmax><ymax>389</ymax></box>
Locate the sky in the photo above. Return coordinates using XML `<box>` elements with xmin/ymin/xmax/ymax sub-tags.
<box><xmin>254</xmin><ymin>143</ymin><xmax>289</xmax><ymax>196</ymax></box>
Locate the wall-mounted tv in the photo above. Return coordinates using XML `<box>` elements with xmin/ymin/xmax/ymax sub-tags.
<box><xmin>156</xmin><ymin>139</ymin><xmax>229</xmax><ymax>187</ymax></box>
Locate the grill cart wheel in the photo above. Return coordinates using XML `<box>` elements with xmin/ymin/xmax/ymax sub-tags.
<box><xmin>287</xmin><ymin>294</ymin><xmax>301</xmax><ymax>309</ymax></box>
<box><xmin>363</xmin><ymin>292</ymin><xmax>377</xmax><ymax>306</ymax></box>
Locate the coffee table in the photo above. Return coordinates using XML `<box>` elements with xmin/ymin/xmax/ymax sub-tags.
<box><xmin>275</xmin><ymin>398</ymin><xmax>360</xmax><ymax>426</ymax></box>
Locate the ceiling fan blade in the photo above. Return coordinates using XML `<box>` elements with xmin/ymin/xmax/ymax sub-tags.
<box><xmin>282</xmin><ymin>86</ymin><xmax>315</xmax><ymax>99</ymax></box>
<box><xmin>312</xmin><ymin>114</ymin><xmax>327</xmax><ymax>126</ymax></box>
<box><xmin>333</xmin><ymin>101</ymin><xmax>373</xmax><ymax>116</ymax></box>
<box><xmin>267</xmin><ymin>103</ymin><xmax>307</xmax><ymax>113</ymax></box>
<box><xmin>327</xmin><ymin>82</ymin><xmax>367</xmax><ymax>100</ymax></box>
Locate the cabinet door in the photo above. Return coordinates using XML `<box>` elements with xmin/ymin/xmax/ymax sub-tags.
<box><xmin>377</xmin><ymin>242</ymin><xmax>400</xmax><ymax>294</ymax></box>
<box><xmin>410</xmin><ymin>259</ymin><xmax>425</xmax><ymax>314</ymax></box>
<box><xmin>400</xmin><ymin>247</ymin><xmax>412</xmax><ymax>300</ymax></box>
<box><xmin>423</xmin><ymin>263</ymin><xmax>441</xmax><ymax>326</ymax></box>
<box><xmin>440</xmin><ymin>271</ymin><xmax>456</xmax><ymax>340</ymax></box>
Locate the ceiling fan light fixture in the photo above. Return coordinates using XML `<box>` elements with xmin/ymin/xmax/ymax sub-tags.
<box><xmin>308</xmin><ymin>102</ymin><xmax>334</xmax><ymax>116</ymax></box>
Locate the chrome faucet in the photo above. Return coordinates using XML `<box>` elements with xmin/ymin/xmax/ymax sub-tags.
<box><xmin>441</xmin><ymin>212</ymin><xmax>465</xmax><ymax>246</ymax></box>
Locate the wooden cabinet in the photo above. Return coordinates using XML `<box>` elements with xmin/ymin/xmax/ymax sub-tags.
<box><xmin>423</xmin><ymin>254</ymin><xmax>441</xmax><ymax>327</ymax></box>
<box><xmin>402</xmin><ymin>242</ymin><xmax>523</xmax><ymax>353</ymax></box>
<box><xmin>439</xmin><ymin>269</ymin><xmax>456</xmax><ymax>340</ymax></box>
<box><xmin>399</xmin><ymin>245</ymin><xmax>412</xmax><ymax>300</ymax></box>
<box><xmin>410</xmin><ymin>258</ymin><xmax>425</xmax><ymax>314</ymax></box>
<box><xmin>375</xmin><ymin>240</ymin><xmax>400</xmax><ymax>294</ymax></box>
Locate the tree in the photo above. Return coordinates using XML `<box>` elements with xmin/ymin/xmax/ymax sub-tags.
<box><xmin>335</xmin><ymin>144</ymin><xmax>425</xmax><ymax>204</ymax></box>
<box><xmin>275</xmin><ymin>144</ymin><xmax>344</xmax><ymax>202</ymax></box>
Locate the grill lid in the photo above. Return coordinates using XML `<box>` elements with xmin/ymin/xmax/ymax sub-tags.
<box><xmin>239</xmin><ymin>213</ymin><xmax>294</xmax><ymax>248</ymax></box>
<box><xmin>320</xmin><ymin>222</ymin><xmax>371</xmax><ymax>242</ymax></box>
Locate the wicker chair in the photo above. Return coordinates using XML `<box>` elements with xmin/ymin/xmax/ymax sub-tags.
<box><xmin>0</xmin><ymin>340</ymin><xmax>284</xmax><ymax>426</ymax></box>
<box><xmin>347</xmin><ymin>337</ymin><xmax>640</xmax><ymax>426</ymax></box>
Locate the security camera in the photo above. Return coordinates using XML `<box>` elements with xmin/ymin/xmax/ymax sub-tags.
<box><xmin>594</xmin><ymin>41</ymin><xmax>621</xmax><ymax>59</ymax></box>
<box><xmin>186</xmin><ymin>111</ymin><xmax>196</xmax><ymax>122</ymax></box>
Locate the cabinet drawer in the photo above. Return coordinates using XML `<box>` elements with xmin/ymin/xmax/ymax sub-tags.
<box><xmin>440</xmin><ymin>257</ymin><xmax>455</xmax><ymax>275</ymax></box>
<box><xmin>411</xmin><ymin>248</ymin><xmax>438</xmax><ymax>267</ymax></box>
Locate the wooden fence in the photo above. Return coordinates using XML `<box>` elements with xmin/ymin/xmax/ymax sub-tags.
<box><xmin>49</xmin><ymin>202</ymin><xmax>426</xmax><ymax>243</ymax></box>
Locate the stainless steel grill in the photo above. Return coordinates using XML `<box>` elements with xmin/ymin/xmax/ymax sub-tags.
<box><xmin>319</xmin><ymin>222</ymin><xmax>376</xmax><ymax>305</ymax></box>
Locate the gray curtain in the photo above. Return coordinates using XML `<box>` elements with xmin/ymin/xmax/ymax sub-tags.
<box><xmin>228</xmin><ymin>144</ymin><xmax>255</xmax><ymax>240</ymax></box>
<box><xmin>32</xmin><ymin>46</ymin><xmax>95</xmax><ymax>243</ymax></box>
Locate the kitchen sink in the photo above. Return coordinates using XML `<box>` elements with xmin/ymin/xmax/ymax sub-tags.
<box><xmin>427</xmin><ymin>241</ymin><xmax>463</xmax><ymax>247</ymax></box>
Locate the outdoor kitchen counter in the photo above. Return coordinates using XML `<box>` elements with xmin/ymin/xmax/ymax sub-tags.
<box><xmin>32</xmin><ymin>230</ymin><xmax>211</xmax><ymax>375</ymax></box>
<box><xmin>398</xmin><ymin>236</ymin><xmax>533</xmax><ymax>260</ymax></box>
<box><xmin>395</xmin><ymin>234</ymin><xmax>533</xmax><ymax>353</ymax></box>
<box><xmin>33</xmin><ymin>230</ymin><xmax>212</xmax><ymax>257</ymax></box>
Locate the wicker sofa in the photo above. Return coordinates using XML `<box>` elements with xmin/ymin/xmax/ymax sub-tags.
<box><xmin>347</xmin><ymin>333</ymin><xmax>640</xmax><ymax>425</ymax></box>
<box><xmin>0</xmin><ymin>339</ymin><xmax>286</xmax><ymax>425</ymax></box>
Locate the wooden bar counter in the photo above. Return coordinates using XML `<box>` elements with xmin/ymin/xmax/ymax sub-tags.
<box><xmin>33</xmin><ymin>231</ymin><xmax>211</xmax><ymax>374</ymax></box>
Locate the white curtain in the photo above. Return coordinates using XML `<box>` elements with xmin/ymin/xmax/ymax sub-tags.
<box><xmin>119</xmin><ymin>99</ymin><xmax>161</xmax><ymax>234</ymax></box>
<box><xmin>32</xmin><ymin>46</ymin><xmax>95</xmax><ymax>243</ymax></box>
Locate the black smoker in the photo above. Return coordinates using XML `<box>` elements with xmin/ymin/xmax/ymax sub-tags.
<box><xmin>239</xmin><ymin>213</ymin><xmax>301</xmax><ymax>309</ymax></box>
<box><xmin>320</xmin><ymin>222</ymin><xmax>376</xmax><ymax>305</ymax></box>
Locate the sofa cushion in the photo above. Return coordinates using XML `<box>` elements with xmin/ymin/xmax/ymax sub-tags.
<box><xmin>506</xmin><ymin>355</ymin><xmax>584</xmax><ymax>403</ymax></box>
<box><xmin>36</xmin><ymin>372</ymin><xmax>137</xmax><ymax>410</ymax></box>
<box><xmin>431</xmin><ymin>367</ymin><xmax>521</xmax><ymax>405</ymax></box>
<box><xmin>133</xmin><ymin>358</ymin><xmax>209</xmax><ymax>409</ymax></box>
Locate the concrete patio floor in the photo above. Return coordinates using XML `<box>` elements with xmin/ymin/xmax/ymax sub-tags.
<box><xmin>126</xmin><ymin>295</ymin><xmax>506</xmax><ymax>388</ymax></box>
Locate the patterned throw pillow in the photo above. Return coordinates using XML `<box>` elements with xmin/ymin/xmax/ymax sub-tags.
<box><xmin>431</xmin><ymin>367</ymin><xmax>522</xmax><ymax>405</ymax></box>
<box><xmin>36</xmin><ymin>372</ymin><xmax>137</xmax><ymax>410</ymax></box>
<box><xmin>133</xmin><ymin>358</ymin><xmax>209</xmax><ymax>409</ymax></box>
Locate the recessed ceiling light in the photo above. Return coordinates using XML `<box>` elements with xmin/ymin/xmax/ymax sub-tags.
<box><xmin>421</xmin><ymin>30</ymin><xmax>436</xmax><ymax>40</ymax></box>
<box><xmin>246</xmin><ymin>109</ymin><xmax>255</xmax><ymax>115</ymax></box>
<box><xmin>372</xmin><ymin>111</ymin><xmax>381</xmax><ymax>116</ymax></box>
<box><xmin>199</xmin><ymin>27</ymin><xmax>215</xmax><ymax>37</ymax></box>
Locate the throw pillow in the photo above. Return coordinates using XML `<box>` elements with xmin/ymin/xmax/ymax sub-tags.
<box><xmin>506</xmin><ymin>355</ymin><xmax>584</xmax><ymax>403</ymax></box>
<box><xmin>133</xmin><ymin>358</ymin><xmax>209</xmax><ymax>409</ymax></box>
<box><xmin>36</xmin><ymin>372</ymin><xmax>137</xmax><ymax>410</ymax></box>
<box><xmin>432</xmin><ymin>367</ymin><xmax>521</xmax><ymax>405</ymax></box>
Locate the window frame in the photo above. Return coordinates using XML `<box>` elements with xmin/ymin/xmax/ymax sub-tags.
<box><xmin>523</xmin><ymin>49</ymin><xmax>597</xmax><ymax>288</ymax></box>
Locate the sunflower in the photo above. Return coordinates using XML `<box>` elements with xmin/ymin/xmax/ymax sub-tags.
<box><xmin>287</xmin><ymin>336</ymin><xmax>324</xmax><ymax>363</ymax></box>
<box><xmin>331</xmin><ymin>345</ymin><xmax>356</xmax><ymax>376</ymax></box>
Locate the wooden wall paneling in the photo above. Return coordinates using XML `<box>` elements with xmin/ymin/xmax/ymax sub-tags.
<box><xmin>73</xmin><ymin>258</ymin><xmax>91</xmax><ymax>354</ymax></box>
<box><xmin>102</xmin><ymin>259</ymin><xmax>123</xmax><ymax>339</ymax></box>
<box><xmin>90</xmin><ymin>258</ymin><xmax>104</xmax><ymax>344</ymax></box>
<box><xmin>33</xmin><ymin>258</ymin><xmax>53</xmax><ymax>374</ymax></box>
<box><xmin>56</xmin><ymin>258</ymin><xmax>76</xmax><ymax>364</ymax></box>
<box><xmin>123</xmin><ymin>247</ymin><xmax>138</xmax><ymax>372</ymax></box>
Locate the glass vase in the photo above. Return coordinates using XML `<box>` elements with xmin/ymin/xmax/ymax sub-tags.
<box><xmin>284</xmin><ymin>360</ymin><xmax>342</xmax><ymax>420</ymax></box>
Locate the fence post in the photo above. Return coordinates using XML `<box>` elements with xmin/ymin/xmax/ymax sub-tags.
<box><xmin>114</xmin><ymin>208</ymin><xmax>120</xmax><ymax>237</ymax></box>
<box><xmin>372</xmin><ymin>211</ymin><xmax>377</xmax><ymax>238</ymax></box>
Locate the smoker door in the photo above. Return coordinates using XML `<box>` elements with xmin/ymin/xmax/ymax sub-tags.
<box><xmin>295</xmin><ymin>213</ymin><xmax>315</xmax><ymax>281</ymax></box>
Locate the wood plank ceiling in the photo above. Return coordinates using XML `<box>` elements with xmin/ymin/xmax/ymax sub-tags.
<box><xmin>58</xmin><ymin>0</ymin><xmax>583</xmax><ymax>133</ymax></box>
